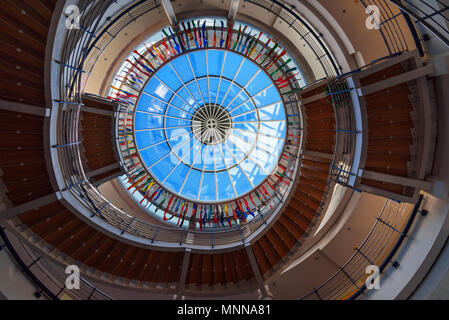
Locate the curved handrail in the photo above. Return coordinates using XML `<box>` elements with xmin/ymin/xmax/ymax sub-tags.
<box><xmin>0</xmin><ymin>228</ymin><xmax>112</xmax><ymax>300</ymax></box>
<box><xmin>245</xmin><ymin>0</ymin><xmax>340</xmax><ymax>77</ymax></box>
<box><xmin>50</xmin><ymin>0</ymin><xmax>343</xmax><ymax>249</ymax></box>
<box><xmin>299</xmin><ymin>195</ymin><xmax>421</xmax><ymax>300</ymax></box>
<box><xmin>0</xmin><ymin>228</ymin><xmax>58</xmax><ymax>300</ymax></box>
<box><xmin>348</xmin><ymin>193</ymin><xmax>424</xmax><ymax>300</ymax></box>
<box><xmin>112</xmin><ymin>28</ymin><xmax>304</xmax><ymax>231</ymax></box>
<box><xmin>390</xmin><ymin>0</ymin><xmax>449</xmax><ymax>48</ymax></box>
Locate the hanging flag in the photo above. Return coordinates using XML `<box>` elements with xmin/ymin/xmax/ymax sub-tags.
<box><xmin>262</xmin><ymin>185</ymin><xmax>270</xmax><ymax>198</ymax></box>
<box><xmin>143</xmin><ymin>43</ymin><xmax>160</xmax><ymax>65</ymax></box>
<box><xmin>161</xmin><ymin>38</ymin><xmax>175</xmax><ymax>56</ymax></box>
<box><xmin>214</xmin><ymin>205</ymin><xmax>219</xmax><ymax>226</ymax></box>
<box><xmin>223</xmin><ymin>203</ymin><xmax>232</xmax><ymax>228</ymax></box>
<box><xmin>180</xmin><ymin>202</ymin><xmax>188</xmax><ymax>227</ymax></box>
<box><xmin>238</xmin><ymin>200</ymin><xmax>248</xmax><ymax>221</ymax></box>
<box><xmin>186</xmin><ymin>21</ymin><xmax>194</xmax><ymax>40</ymax></box>
<box><xmin>164</xmin><ymin>197</ymin><xmax>177</xmax><ymax>217</ymax></box>
<box><xmin>271</xmin><ymin>58</ymin><xmax>292</xmax><ymax>77</ymax></box>
<box><xmin>169</xmin><ymin>27</ymin><xmax>181</xmax><ymax>54</ymax></box>
<box><xmin>232</xmin><ymin>25</ymin><xmax>241</xmax><ymax>51</ymax></box>
<box><xmin>111</xmin><ymin>85</ymin><xmax>138</xmax><ymax>98</ymax></box>
<box><xmin>199</xmin><ymin>204</ymin><xmax>204</xmax><ymax>231</ymax></box>
<box><xmin>177</xmin><ymin>201</ymin><xmax>185</xmax><ymax>226</ymax></box>
<box><xmin>219</xmin><ymin>205</ymin><xmax>225</xmax><ymax>227</ymax></box>
<box><xmin>202</xmin><ymin>20</ymin><xmax>208</xmax><ymax>47</ymax></box>
<box><xmin>249</xmin><ymin>193</ymin><xmax>257</xmax><ymax>207</ymax></box>
<box><xmin>180</xmin><ymin>22</ymin><xmax>190</xmax><ymax>51</ymax></box>
<box><xmin>125</xmin><ymin>59</ymin><xmax>150</xmax><ymax>77</ymax></box>
<box><xmin>245</xmin><ymin>34</ymin><xmax>256</xmax><ymax>56</ymax></box>
<box><xmin>248</xmin><ymin>31</ymin><xmax>263</xmax><ymax>57</ymax></box>
<box><xmin>155</xmin><ymin>197</ymin><xmax>166</xmax><ymax>215</ymax></box>
<box><xmin>191</xmin><ymin>21</ymin><xmax>199</xmax><ymax>48</ymax></box>
<box><xmin>124</xmin><ymin>67</ymin><xmax>144</xmax><ymax>81</ymax></box>
<box><xmin>197</xmin><ymin>20</ymin><xmax>203</xmax><ymax>48</ymax></box>
<box><xmin>152</xmin><ymin>45</ymin><xmax>166</xmax><ymax>62</ymax></box>
<box><xmin>132</xmin><ymin>56</ymin><xmax>153</xmax><ymax>74</ymax></box>
<box><xmin>255</xmin><ymin>191</ymin><xmax>264</xmax><ymax>203</ymax></box>
<box><xmin>240</xmin><ymin>28</ymin><xmax>252</xmax><ymax>53</ymax></box>
<box><xmin>133</xmin><ymin>50</ymin><xmax>155</xmax><ymax>71</ymax></box>
<box><xmin>191</xmin><ymin>203</ymin><xmax>197</xmax><ymax>224</ymax></box>
<box><xmin>208</xmin><ymin>205</ymin><xmax>213</xmax><ymax>226</ymax></box>
<box><xmin>230</xmin><ymin>203</ymin><xmax>237</xmax><ymax>221</ymax></box>
<box><xmin>243</xmin><ymin>198</ymin><xmax>255</xmax><ymax>217</ymax></box>
<box><xmin>261</xmin><ymin>43</ymin><xmax>278</xmax><ymax>65</ymax></box>
<box><xmin>225</xmin><ymin>21</ymin><xmax>234</xmax><ymax>49</ymax></box>
<box><xmin>212</xmin><ymin>20</ymin><xmax>217</xmax><ymax>47</ymax></box>
<box><xmin>255</xmin><ymin>38</ymin><xmax>271</xmax><ymax>61</ymax></box>
<box><xmin>266</xmin><ymin>49</ymin><xmax>287</xmax><ymax>69</ymax></box>
<box><xmin>237</xmin><ymin>25</ymin><xmax>247</xmax><ymax>52</ymax></box>
<box><xmin>178</xmin><ymin>23</ymin><xmax>187</xmax><ymax>47</ymax></box>
<box><xmin>153</xmin><ymin>189</ymin><xmax>164</xmax><ymax>202</ymax></box>
<box><xmin>162</xmin><ymin>29</ymin><xmax>177</xmax><ymax>55</ymax></box>
<box><xmin>220</xmin><ymin>21</ymin><xmax>225</xmax><ymax>48</ymax></box>
<box><xmin>202</xmin><ymin>204</ymin><xmax>207</xmax><ymax>227</ymax></box>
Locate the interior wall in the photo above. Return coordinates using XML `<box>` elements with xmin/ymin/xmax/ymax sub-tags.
<box><xmin>0</xmin><ymin>247</ymin><xmax>43</xmax><ymax>300</ymax></box>
<box><xmin>98</xmin><ymin>179</ymin><xmax>167</xmax><ymax>226</ymax></box>
<box><xmin>315</xmin><ymin>0</ymin><xmax>388</xmax><ymax>64</ymax></box>
<box><xmin>267</xmin><ymin>192</ymin><xmax>389</xmax><ymax>299</ymax></box>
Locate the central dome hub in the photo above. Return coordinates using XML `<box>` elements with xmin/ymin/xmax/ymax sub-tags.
<box><xmin>192</xmin><ymin>104</ymin><xmax>232</xmax><ymax>145</ymax></box>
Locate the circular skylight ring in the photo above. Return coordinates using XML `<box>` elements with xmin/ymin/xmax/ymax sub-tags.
<box><xmin>134</xmin><ymin>49</ymin><xmax>286</xmax><ymax>202</ymax></box>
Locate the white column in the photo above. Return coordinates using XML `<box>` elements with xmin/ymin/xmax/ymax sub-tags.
<box><xmin>161</xmin><ymin>0</ymin><xmax>177</xmax><ymax>25</ymax></box>
<box><xmin>176</xmin><ymin>248</ymin><xmax>191</xmax><ymax>299</ymax></box>
<box><xmin>244</xmin><ymin>244</ymin><xmax>273</xmax><ymax>299</ymax></box>
<box><xmin>228</xmin><ymin>0</ymin><xmax>241</xmax><ymax>21</ymax></box>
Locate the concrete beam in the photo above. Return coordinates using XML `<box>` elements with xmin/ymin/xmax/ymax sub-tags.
<box><xmin>86</xmin><ymin>163</ymin><xmax>121</xmax><ymax>179</ymax></box>
<box><xmin>0</xmin><ymin>99</ymin><xmax>46</xmax><ymax>116</ymax></box>
<box><xmin>0</xmin><ymin>193</ymin><xmax>60</xmax><ymax>222</ymax></box>
<box><xmin>244</xmin><ymin>244</ymin><xmax>272</xmax><ymax>299</ymax></box>
<box><xmin>362</xmin><ymin>170</ymin><xmax>433</xmax><ymax>191</ymax></box>
<box><xmin>360</xmin><ymin>64</ymin><xmax>435</xmax><ymax>96</ymax></box>
<box><xmin>228</xmin><ymin>0</ymin><xmax>241</xmax><ymax>21</ymax></box>
<box><xmin>82</xmin><ymin>106</ymin><xmax>114</xmax><ymax>116</ymax></box>
<box><xmin>303</xmin><ymin>150</ymin><xmax>334</xmax><ymax>160</ymax></box>
<box><xmin>357</xmin><ymin>184</ymin><xmax>416</xmax><ymax>203</ymax></box>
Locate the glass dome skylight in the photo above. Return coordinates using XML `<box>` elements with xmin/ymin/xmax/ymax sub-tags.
<box><xmin>134</xmin><ymin>49</ymin><xmax>286</xmax><ymax>202</ymax></box>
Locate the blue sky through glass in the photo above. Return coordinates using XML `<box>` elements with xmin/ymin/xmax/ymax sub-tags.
<box><xmin>134</xmin><ymin>49</ymin><xmax>286</xmax><ymax>202</ymax></box>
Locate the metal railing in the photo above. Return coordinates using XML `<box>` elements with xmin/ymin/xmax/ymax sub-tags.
<box><xmin>362</xmin><ymin>0</ymin><xmax>449</xmax><ymax>56</ymax></box>
<box><xmin>0</xmin><ymin>229</ymin><xmax>112</xmax><ymax>300</ymax></box>
<box><xmin>300</xmin><ymin>195</ymin><xmax>422</xmax><ymax>300</ymax></box>
<box><xmin>391</xmin><ymin>0</ymin><xmax>449</xmax><ymax>48</ymax></box>
<box><xmin>244</xmin><ymin>0</ymin><xmax>340</xmax><ymax>77</ymax></box>
<box><xmin>362</xmin><ymin>0</ymin><xmax>418</xmax><ymax>54</ymax></box>
<box><xmin>113</xmin><ymin>23</ymin><xmax>304</xmax><ymax>229</ymax></box>
<box><xmin>6</xmin><ymin>0</ymin><xmax>434</xmax><ymax>299</ymax></box>
<box><xmin>326</xmin><ymin>77</ymin><xmax>359</xmax><ymax>186</ymax></box>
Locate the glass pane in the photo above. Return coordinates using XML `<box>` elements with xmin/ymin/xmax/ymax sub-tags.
<box><xmin>199</xmin><ymin>172</ymin><xmax>216</xmax><ymax>201</ymax></box>
<box><xmin>181</xmin><ymin>169</ymin><xmax>201</xmax><ymax>199</ymax></box>
<box><xmin>217</xmin><ymin>171</ymin><xmax>235</xmax><ymax>201</ymax></box>
<box><xmin>136</xmin><ymin>94</ymin><xmax>167</xmax><ymax>114</ymax></box>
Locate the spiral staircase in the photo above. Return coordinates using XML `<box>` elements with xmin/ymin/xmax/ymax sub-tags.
<box><xmin>0</xmin><ymin>0</ymin><xmax>448</xmax><ymax>300</ymax></box>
